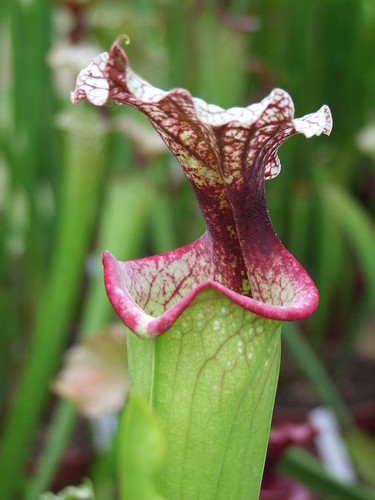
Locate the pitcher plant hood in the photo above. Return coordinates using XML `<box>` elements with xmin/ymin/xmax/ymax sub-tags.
<box><xmin>72</xmin><ymin>37</ymin><xmax>332</xmax><ymax>338</ymax></box>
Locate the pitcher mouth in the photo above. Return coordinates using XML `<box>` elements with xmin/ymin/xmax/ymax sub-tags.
<box><xmin>102</xmin><ymin>234</ymin><xmax>318</xmax><ymax>339</ymax></box>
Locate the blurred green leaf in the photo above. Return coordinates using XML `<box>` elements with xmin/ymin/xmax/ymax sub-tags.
<box><xmin>311</xmin><ymin>191</ymin><xmax>347</xmax><ymax>346</ymax></box>
<box><xmin>283</xmin><ymin>323</ymin><xmax>375</xmax><ymax>485</ymax></box>
<box><xmin>287</xmin><ymin>183</ymin><xmax>311</xmax><ymax>266</ymax></box>
<box><xmin>0</xmin><ymin>107</ymin><xmax>108</xmax><ymax>500</ymax></box>
<box><xmin>117</xmin><ymin>392</ymin><xmax>166</xmax><ymax>500</ymax></box>
<box><xmin>346</xmin><ymin>429</ymin><xmax>375</xmax><ymax>487</ymax></box>
<box><xmin>26</xmin><ymin>170</ymin><xmax>157</xmax><ymax>499</ymax></box>
<box><xmin>319</xmin><ymin>183</ymin><xmax>375</xmax><ymax>310</ymax></box>
<box><xmin>279</xmin><ymin>447</ymin><xmax>375</xmax><ymax>500</ymax></box>
<box><xmin>282</xmin><ymin>322</ymin><xmax>352</xmax><ymax>429</ymax></box>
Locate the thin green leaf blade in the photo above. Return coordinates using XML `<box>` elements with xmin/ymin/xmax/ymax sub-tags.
<box><xmin>118</xmin><ymin>392</ymin><xmax>166</xmax><ymax>500</ymax></box>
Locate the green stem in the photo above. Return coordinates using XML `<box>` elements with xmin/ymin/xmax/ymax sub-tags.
<box><xmin>127</xmin><ymin>290</ymin><xmax>281</xmax><ymax>499</ymax></box>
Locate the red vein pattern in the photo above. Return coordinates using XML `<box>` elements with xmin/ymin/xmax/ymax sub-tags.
<box><xmin>72</xmin><ymin>37</ymin><xmax>332</xmax><ymax>338</ymax></box>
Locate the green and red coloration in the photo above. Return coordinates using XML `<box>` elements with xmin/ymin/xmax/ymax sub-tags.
<box><xmin>72</xmin><ymin>37</ymin><xmax>332</xmax><ymax>499</ymax></box>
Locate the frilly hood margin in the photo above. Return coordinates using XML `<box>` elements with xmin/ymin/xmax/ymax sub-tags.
<box><xmin>72</xmin><ymin>37</ymin><xmax>332</xmax><ymax>339</ymax></box>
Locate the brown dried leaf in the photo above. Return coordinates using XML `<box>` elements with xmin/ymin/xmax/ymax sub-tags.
<box><xmin>54</xmin><ymin>325</ymin><xmax>128</xmax><ymax>418</ymax></box>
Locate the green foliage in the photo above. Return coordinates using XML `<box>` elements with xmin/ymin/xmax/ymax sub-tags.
<box><xmin>279</xmin><ymin>447</ymin><xmax>375</xmax><ymax>500</ymax></box>
<box><xmin>1</xmin><ymin>0</ymin><xmax>375</xmax><ymax>498</ymax></box>
<box><xmin>117</xmin><ymin>393</ymin><xmax>166</xmax><ymax>500</ymax></box>
<box><xmin>319</xmin><ymin>183</ymin><xmax>375</xmax><ymax>310</ymax></box>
